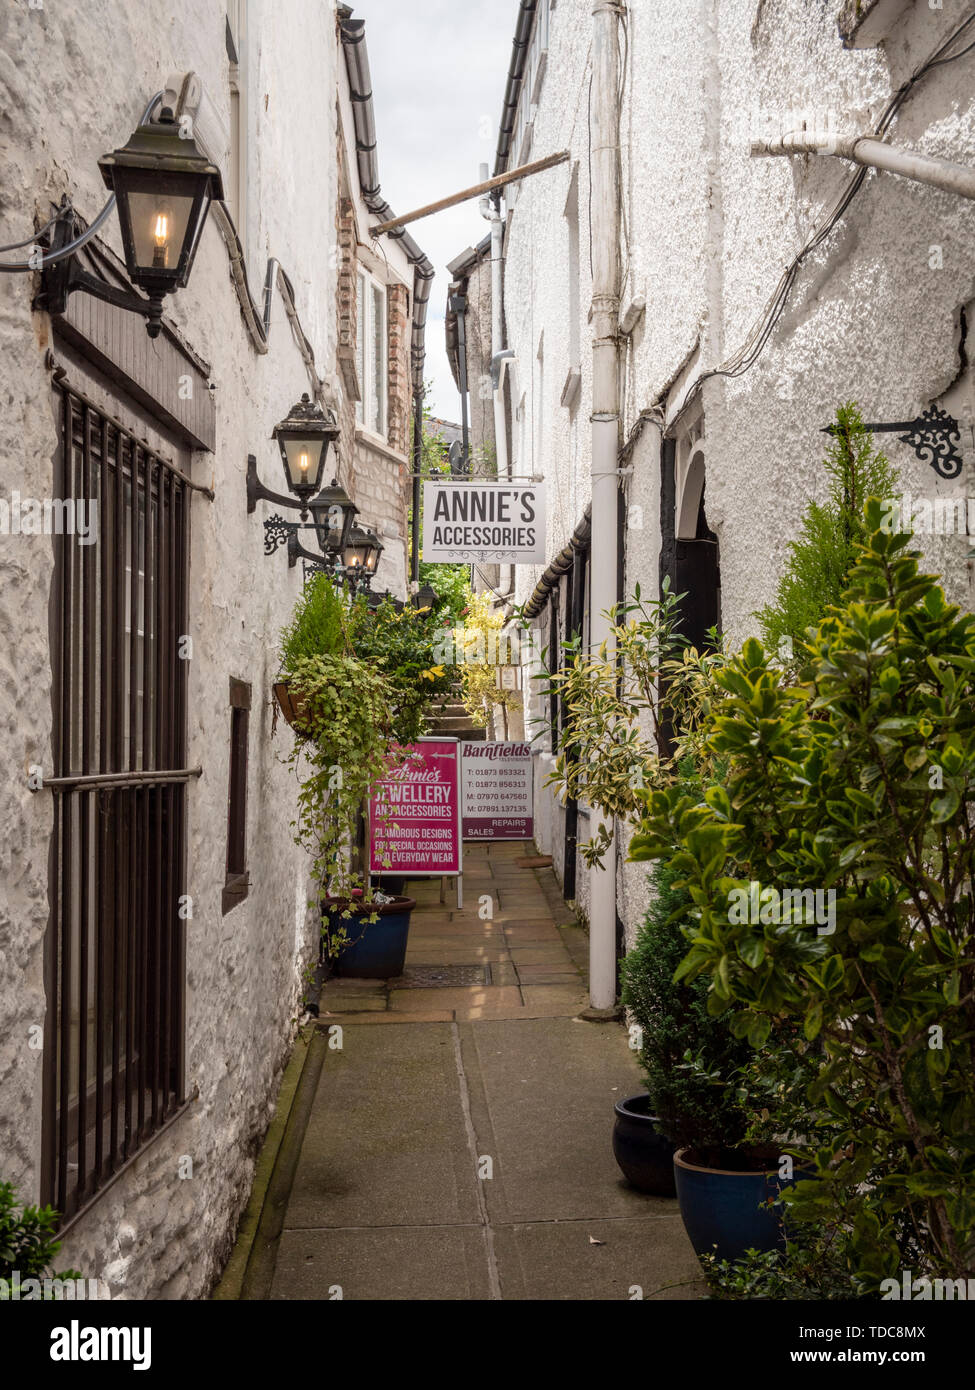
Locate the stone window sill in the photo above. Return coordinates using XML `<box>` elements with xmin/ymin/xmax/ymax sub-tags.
<box><xmin>354</xmin><ymin>425</ymin><xmax>409</xmax><ymax>467</ymax></box>
<box><xmin>222</xmin><ymin>872</ymin><xmax>250</xmax><ymax>915</ymax></box>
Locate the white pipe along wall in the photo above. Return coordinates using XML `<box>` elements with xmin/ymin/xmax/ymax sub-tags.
<box><xmin>588</xmin><ymin>0</ymin><xmax>624</xmax><ymax>1012</ymax></box>
<box><xmin>751</xmin><ymin>133</ymin><xmax>975</xmax><ymax>203</ymax></box>
<box><xmin>481</xmin><ymin>165</ymin><xmax>509</xmax><ymax>480</ymax></box>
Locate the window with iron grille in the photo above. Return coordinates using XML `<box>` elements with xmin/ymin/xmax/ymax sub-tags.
<box><xmin>223</xmin><ymin>678</ymin><xmax>250</xmax><ymax>914</ymax></box>
<box><xmin>43</xmin><ymin>380</ymin><xmax>194</xmax><ymax>1224</ymax></box>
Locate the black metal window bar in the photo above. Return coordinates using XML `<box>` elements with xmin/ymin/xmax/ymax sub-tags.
<box><xmin>42</xmin><ymin>378</ymin><xmax>199</xmax><ymax>1223</ymax></box>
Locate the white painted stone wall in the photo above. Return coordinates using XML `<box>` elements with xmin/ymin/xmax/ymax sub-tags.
<box><xmin>504</xmin><ymin>0</ymin><xmax>975</xmax><ymax>947</ymax></box>
<box><xmin>0</xmin><ymin>0</ymin><xmax>342</xmax><ymax>1297</ymax></box>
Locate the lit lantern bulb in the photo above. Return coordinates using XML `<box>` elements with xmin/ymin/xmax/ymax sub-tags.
<box><xmin>152</xmin><ymin>212</ymin><xmax>170</xmax><ymax>269</ymax></box>
<box><xmin>298</xmin><ymin>451</ymin><xmax>310</xmax><ymax>477</ymax></box>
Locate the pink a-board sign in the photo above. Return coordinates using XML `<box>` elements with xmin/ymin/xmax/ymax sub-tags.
<box><xmin>368</xmin><ymin>739</ymin><xmax>461</xmax><ymax>876</ymax></box>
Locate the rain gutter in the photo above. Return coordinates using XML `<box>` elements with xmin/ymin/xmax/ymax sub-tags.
<box><xmin>522</xmin><ymin>507</ymin><xmax>592</xmax><ymax>620</ymax></box>
<box><xmin>339</xmin><ymin>16</ymin><xmax>435</xmax><ymax>396</ymax></box>
<box><xmin>493</xmin><ymin>1</ymin><xmax>539</xmax><ymax>180</ymax></box>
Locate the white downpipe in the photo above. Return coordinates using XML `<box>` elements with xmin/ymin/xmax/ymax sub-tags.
<box><xmin>751</xmin><ymin>132</ymin><xmax>975</xmax><ymax>203</ymax></box>
<box><xmin>588</xmin><ymin>0</ymin><xmax>623</xmax><ymax>1012</ymax></box>
<box><xmin>481</xmin><ymin>166</ymin><xmax>510</xmax><ymax>480</ymax></box>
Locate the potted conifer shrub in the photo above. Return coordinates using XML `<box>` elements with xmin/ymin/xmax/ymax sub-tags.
<box><xmin>275</xmin><ymin>570</ymin><xmax>349</xmax><ymax>733</ymax></box>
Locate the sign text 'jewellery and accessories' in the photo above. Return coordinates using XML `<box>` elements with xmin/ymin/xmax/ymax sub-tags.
<box><xmin>422</xmin><ymin>481</ymin><xmax>546</xmax><ymax>564</ymax></box>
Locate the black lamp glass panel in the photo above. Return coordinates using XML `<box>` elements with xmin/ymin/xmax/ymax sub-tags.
<box><xmin>113</xmin><ymin>169</ymin><xmax>212</xmax><ymax>291</ymax></box>
<box><xmin>343</xmin><ymin>526</ymin><xmax>382</xmax><ymax>573</ymax></box>
<box><xmin>279</xmin><ymin>436</ymin><xmax>327</xmax><ymax>494</ymax></box>
<box><xmin>312</xmin><ymin>501</ymin><xmax>348</xmax><ymax>552</ymax></box>
<box><xmin>343</xmin><ymin>541</ymin><xmax>366</xmax><ymax>571</ymax></box>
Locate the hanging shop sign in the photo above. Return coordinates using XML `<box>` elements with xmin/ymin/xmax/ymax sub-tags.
<box><xmin>422</xmin><ymin>480</ymin><xmax>546</xmax><ymax>563</ymax></box>
<box><xmin>369</xmin><ymin>739</ymin><xmax>461</xmax><ymax>875</ymax></box>
<box><xmin>461</xmin><ymin>741</ymin><xmax>534</xmax><ymax>841</ymax></box>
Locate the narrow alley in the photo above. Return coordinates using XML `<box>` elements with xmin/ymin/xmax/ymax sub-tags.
<box><xmin>4</xmin><ymin>0</ymin><xmax>975</xmax><ymax>1356</ymax></box>
<box><xmin>216</xmin><ymin>844</ymin><xmax>702</xmax><ymax>1302</ymax></box>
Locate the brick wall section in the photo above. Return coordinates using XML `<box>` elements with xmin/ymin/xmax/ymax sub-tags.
<box><xmin>333</xmin><ymin>136</ymin><xmax>411</xmax><ymax>594</ymax></box>
<box><xmin>386</xmin><ymin>281</ymin><xmax>411</xmax><ymax>458</ymax></box>
<box><xmin>335</xmin><ymin>195</ymin><xmax>358</xmax><ymax>401</ymax></box>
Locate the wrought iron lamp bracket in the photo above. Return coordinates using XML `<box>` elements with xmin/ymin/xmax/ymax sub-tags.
<box><xmin>247</xmin><ymin>453</ymin><xmax>314</xmax><ymax>519</ymax></box>
<box><xmin>286</xmin><ymin>529</ymin><xmax>332</xmax><ymax>571</ymax></box>
<box><xmin>36</xmin><ymin>203</ymin><xmax>166</xmax><ymax>335</ymax></box>
<box><xmin>823</xmin><ymin>406</ymin><xmax>964</xmax><ymax>481</ymax></box>
<box><xmin>263</xmin><ymin>514</ymin><xmax>297</xmax><ymax>556</ymax></box>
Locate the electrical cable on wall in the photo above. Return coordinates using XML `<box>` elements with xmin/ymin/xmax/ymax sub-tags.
<box><xmin>671</xmin><ymin>8</ymin><xmax>975</xmax><ymax>426</ymax></box>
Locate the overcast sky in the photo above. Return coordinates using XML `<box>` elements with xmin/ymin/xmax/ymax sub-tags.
<box><xmin>355</xmin><ymin>0</ymin><xmax>517</xmax><ymax>421</ymax></box>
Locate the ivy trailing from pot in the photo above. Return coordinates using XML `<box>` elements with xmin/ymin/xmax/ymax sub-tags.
<box><xmin>284</xmin><ymin>652</ymin><xmax>392</xmax><ymax>952</ymax></box>
<box><xmin>276</xmin><ymin>573</ymin><xmax>446</xmax><ymax>975</ymax></box>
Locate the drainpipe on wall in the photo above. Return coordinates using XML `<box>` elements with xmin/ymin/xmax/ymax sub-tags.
<box><xmin>480</xmin><ymin>166</ymin><xmax>510</xmax><ymax>482</ymax></box>
<box><xmin>588</xmin><ymin>0</ymin><xmax>623</xmax><ymax>1012</ymax></box>
<box><xmin>411</xmin><ymin>395</ymin><xmax>423</xmax><ymax>585</ymax></box>
<box><xmin>451</xmin><ymin>292</ymin><xmax>471</xmax><ymax>468</ymax></box>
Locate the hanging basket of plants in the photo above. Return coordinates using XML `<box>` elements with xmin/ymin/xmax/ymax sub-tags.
<box><xmin>273</xmin><ymin>679</ymin><xmax>310</xmax><ymax>732</ymax></box>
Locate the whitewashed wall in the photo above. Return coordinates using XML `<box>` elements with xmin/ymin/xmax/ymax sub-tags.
<box><xmin>0</xmin><ymin>0</ymin><xmax>340</xmax><ymax>1297</ymax></box>
<box><xmin>505</xmin><ymin>0</ymin><xmax>975</xmax><ymax>946</ymax></box>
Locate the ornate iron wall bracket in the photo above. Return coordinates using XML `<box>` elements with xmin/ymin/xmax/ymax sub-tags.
<box><xmin>262</xmin><ymin>514</ymin><xmax>297</xmax><ymax>556</ymax></box>
<box><xmin>823</xmin><ymin>406</ymin><xmax>963</xmax><ymax>480</ymax></box>
<box><xmin>260</xmin><ymin>514</ymin><xmax>335</xmax><ymax>572</ymax></box>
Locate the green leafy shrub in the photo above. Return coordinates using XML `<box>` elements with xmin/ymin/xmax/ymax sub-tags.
<box><xmin>622</xmin><ymin>855</ymin><xmax>750</xmax><ymax>1154</ymax></box>
<box><xmin>632</xmin><ymin>500</ymin><xmax>975</xmax><ymax>1287</ymax></box>
<box><xmin>0</xmin><ymin>1182</ymin><xmax>81</xmax><ymax>1297</ymax></box>
<box><xmin>701</xmin><ymin>1225</ymin><xmax>872</xmax><ymax>1300</ymax></box>
<box><xmin>419</xmin><ymin>562</ymin><xmax>471</xmax><ymax>624</ymax></box>
<box><xmin>279</xmin><ymin>571</ymin><xmax>348</xmax><ymax>673</ymax></box>
<box><xmin>349</xmin><ymin>595</ymin><xmax>456</xmax><ymax>745</ymax></box>
<box><xmin>757</xmin><ymin>402</ymin><xmax>898</xmax><ymax>659</ymax></box>
<box><xmin>543</xmin><ymin>582</ymin><xmax>726</xmax><ymax>869</ymax></box>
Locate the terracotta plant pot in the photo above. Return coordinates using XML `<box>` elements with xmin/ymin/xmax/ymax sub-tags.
<box><xmin>273</xmin><ymin>679</ymin><xmax>310</xmax><ymax>732</ymax></box>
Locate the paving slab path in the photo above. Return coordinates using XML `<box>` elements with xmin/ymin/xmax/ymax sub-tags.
<box><xmin>221</xmin><ymin>843</ymin><xmax>704</xmax><ymax>1301</ymax></box>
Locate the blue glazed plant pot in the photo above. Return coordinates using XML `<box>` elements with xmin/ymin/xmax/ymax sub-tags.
<box><xmin>326</xmin><ymin>896</ymin><xmax>416</xmax><ymax>979</ymax></box>
<box><xmin>673</xmin><ymin>1146</ymin><xmax>804</xmax><ymax>1264</ymax></box>
<box><xmin>612</xmin><ymin>1094</ymin><xmax>677</xmax><ymax>1196</ymax></box>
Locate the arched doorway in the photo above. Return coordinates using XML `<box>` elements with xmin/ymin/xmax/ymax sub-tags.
<box><xmin>664</xmin><ymin>431</ymin><xmax>721</xmax><ymax>652</ymax></box>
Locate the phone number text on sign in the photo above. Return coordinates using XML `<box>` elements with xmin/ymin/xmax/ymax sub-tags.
<box><xmin>461</xmin><ymin>741</ymin><xmax>533</xmax><ymax>841</ymax></box>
